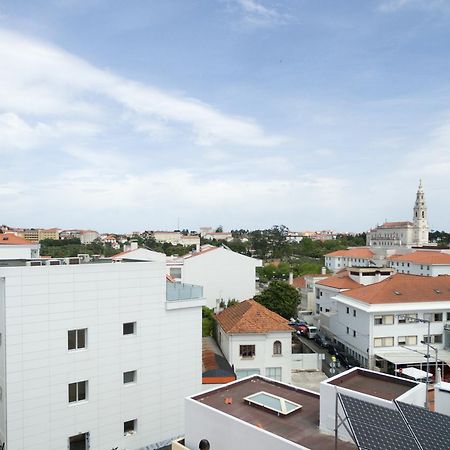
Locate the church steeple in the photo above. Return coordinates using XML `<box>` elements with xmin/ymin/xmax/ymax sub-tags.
<box><xmin>413</xmin><ymin>180</ymin><xmax>429</xmax><ymax>246</ymax></box>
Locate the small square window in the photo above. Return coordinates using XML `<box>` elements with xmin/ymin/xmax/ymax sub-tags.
<box><xmin>68</xmin><ymin>329</ymin><xmax>87</xmax><ymax>350</ymax></box>
<box><xmin>124</xmin><ymin>419</ymin><xmax>137</xmax><ymax>435</ymax></box>
<box><xmin>123</xmin><ymin>370</ymin><xmax>137</xmax><ymax>384</ymax></box>
<box><xmin>68</xmin><ymin>381</ymin><xmax>88</xmax><ymax>403</ymax></box>
<box><xmin>123</xmin><ymin>322</ymin><xmax>136</xmax><ymax>335</ymax></box>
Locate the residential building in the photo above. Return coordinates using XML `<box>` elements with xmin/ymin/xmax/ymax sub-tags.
<box><xmin>167</xmin><ymin>245</ymin><xmax>262</xmax><ymax>309</ymax></box>
<box><xmin>292</xmin><ymin>272</ymin><xmax>330</xmax><ymax>312</ymax></box>
<box><xmin>0</xmin><ymin>256</ymin><xmax>204</xmax><ymax>450</ymax></box>
<box><xmin>21</xmin><ymin>228</ymin><xmax>39</xmax><ymax>242</ymax></box>
<box><xmin>175</xmin><ymin>366</ymin><xmax>429</xmax><ymax>450</ymax></box>
<box><xmin>366</xmin><ymin>180</ymin><xmax>429</xmax><ymax>247</ymax></box>
<box><xmin>38</xmin><ymin>228</ymin><xmax>60</xmax><ymax>241</ymax></box>
<box><xmin>388</xmin><ymin>250</ymin><xmax>450</xmax><ymax>276</ymax></box>
<box><xmin>80</xmin><ymin>230</ymin><xmax>100</xmax><ymax>244</ymax></box>
<box><xmin>202</xmin><ymin>232</ymin><xmax>233</xmax><ymax>242</ymax></box>
<box><xmin>215</xmin><ymin>300</ymin><xmax>293</xmax><ymax>383</ymax></box>
<box><xmin>324</xmin><ymin>247</ymin><xmax>376</xmax><ymax>272</ymax></box>
<box><xmin>327</xmin><ymin>273</ymin><xmax>450</xmax><ymax>372</ymax></box>
<box><xmin>0</xmin><ymin>233</ymin><xmax>40</xmax><ymax>260</ymax></box>
<box><xmin>152</xmin><ymin>231</ymin><xmax>200</xmax><ymax>247</ymax></box>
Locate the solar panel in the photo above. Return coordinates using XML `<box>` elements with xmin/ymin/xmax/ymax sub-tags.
<box><xmin>243</xmin><ymin>391</ymin><xmax>302</xmax><ymax>416</ymax></box>
<box><xmin>396</xmin><ymin>401</ymin><xmax>450</xmax><ymax>450</ymax></box>
<box><xmin>339</xmin><ymin>394</ymin><xmax>421</xmax><ymax>450</ymax></box>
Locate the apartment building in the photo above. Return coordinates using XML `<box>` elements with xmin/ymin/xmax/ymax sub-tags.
<box><xmin>0</xmin><ymin>257</ymin><xmax>204</xmax><ymax>450</ymax></box>
<box><xmin>152</xmin><ymin>231</ymin><xmax>200</xmax><ymax>248</ymax></box>
<box><xmin>215</xmin><ymin>300</ymin><xmax>292</xmax><ymax>383</ymax></box>
<box><xmin>327</xmin><ymin>274</ymin><xmax>450</xmax><ymax>372</ymax></box>
<box><xmin>324</xmin><ymin>248</ymin><xmax>376</xmax><ymax>272</ymax></box>
<box><xmin>388</xmin><ymin>250</ymin><xmax>450</xmax><ymax>276</ymax></box>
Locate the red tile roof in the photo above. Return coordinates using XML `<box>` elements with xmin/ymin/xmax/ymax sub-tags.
<box><xmin>380</xmin><ymin>221</ymin><xmax>413</xmax><ymax>228</ymax></box>
<box><xmin>342</xmin><ymin>274</ymin><xmax>450</xmax><ymax>304</ymax></box>
<box><xmin>325</xmin><ymin>248</ymin><xmax>374</xmax><ymax>258</ymax></box>
<box><xmin>316</xmin><ymin>271</ymin><xmax>362</xmax><ymax>290</ymax></box>
<box><xmin>215</xmin><ymin>300</ymin><xmax>293</xmax><ymax>334</ymax></box>
<box><xmin>0</xmin><ymin>233</ymin><xmax>35</xmax><ymax>245</ymax></box>
<box><xmin>291</xmin><ymin>277</ymin><xmax>306</xmax><ymax>288</ymax></box>
<box><xmin>183</xmin><ymin>245</ymin><xmax>220</xmax><ymax>259</ymax></box>
<box><xmin>388</xmin><ymin>251</ymin><xmax>450</xmax><ymax>265</ymax></box>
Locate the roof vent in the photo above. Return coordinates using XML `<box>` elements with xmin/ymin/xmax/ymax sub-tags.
<box><xmin>394</xmin><ymin>291</ymin><xmax>402</xmax><ymax>295</ymax></box>
<box><xmin>434</xmin><ymin>289</ymin><xmax>442</xmax><ymax>294</ymax></box>
<box><xmin>2</xmin><ymin>236</ymin><xmax>8</xmax><ymax>241</ymax></box>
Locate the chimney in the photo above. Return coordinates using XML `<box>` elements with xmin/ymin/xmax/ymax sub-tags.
<box><xmin>321</xmin><ymin>266</ymin><xmax>326</xmax><ymax>275</ymax></box>
<box><xmin>195</xmin><ymin>243</ymin><xmax>200</xmax><ymax>252</ymax></box>
<box><xmin>289</xmin><ymin>272</ymin><xmax>294</xmax><ymax>285</ymax></box>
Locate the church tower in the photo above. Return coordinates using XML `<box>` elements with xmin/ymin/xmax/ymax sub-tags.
<box><xmin>413</xmin><ymin>180</ymin><xmax>429</xmax><ymax>246</ymax></box>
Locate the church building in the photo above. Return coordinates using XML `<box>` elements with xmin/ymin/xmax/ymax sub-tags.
<box><xmin>366</xmin><ymin>181</ymin><xmax>429</xmax><ymax>247</ymax></box>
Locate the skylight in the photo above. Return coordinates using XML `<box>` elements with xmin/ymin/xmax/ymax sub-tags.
<box><xmin>244</xmin><ymin>391</ymin><xmax>302</xmax><ymax>416</ymax></box>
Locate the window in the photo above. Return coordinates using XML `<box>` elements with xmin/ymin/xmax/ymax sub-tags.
<box><xmin>447</xmin><ymin>312</ymin><xmax>450</xmax><ymax>321</ymax></box>
<box><xmin>353</xmin><ymin>310</ymin><xmax>356</xmax><ymax>317</ymax></box>
<box><xmin>374</xmin><ymin>315</ymin><xmax>394</xmax><ymax>325</ymax></box>
<box><xmin>124</xmin><ymin>419</ymin><xmax>137</xmax><ymax>436</ymax></box>
<box><xmin>240</xmin><ymin>345</ymin><xmax>255</xmax><ymax>358</ymax></box>
<box><xmin>123</xmin><ymin>370</ymin><xmax>137</xmax><ymax>384</ymax></box>
<box><xmin>346</xmin><ymin>307</ymin><xmax>349</xmax><ymax>314</ymax></box>
<box><xmin>346</xmin><ymin>327</ymin><xmax>349</xmax><ymax>334</ymax></box>
<box><xmin>398</xmin><ymin>314</ymin><xmax>418</xmax><ymax>324</ymax></box>
<box><xmin>68</xmin><ymin>381</ymin><xmax>88</xmax><ymax>403</ymax></box>
<box><xmin>123</xmin><ymin>322</ymin><xmax>136</xmax><ymax>335</ymax></box>
<box><xmin>266</xmin><ymin>367</ymin><xmax>282</xmax><ymax>381</ymax></box>
<box><xmin>398</xmin><ymin>336</ymin><xmax>417</xmax><ymax>346</ymax></box>
<box><xmin>353</xmin><ymin>330</ymin><xmax>356</xmax><ymax>337</ymax></box>
<box><xmin>374</xmin><ymin>337</ymin><xmax>394</xmax><ymax>347</ymax></box>
<box><xmin>273</xmin><ymin>341</ymin><xmax>282</xmax><ymax>355</ymax></box>
<box><xmin>236</xmin><ymin>369</ymin><xmax>260</xmax><ymax>379</ymax></box>
<box><xmin>434</xmin><ymin>313</ymin><xmax>443</xmax><ymax>322</ymax></box>
<box><xmin>423</xmin><ymin>334</ymin><xmax>443</xmax><ymax>344</ymax></box>
<box><xmin>68</xmin><ymin>328</ymin><xmax>87</xmax><ymax>350</ymax></box>
<box><xmin>169</xmin><ymin>267</ymin><xmax>181</xmax><ymax>278</ymax></box>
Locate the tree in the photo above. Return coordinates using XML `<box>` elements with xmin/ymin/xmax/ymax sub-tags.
<box><xmin>254</xmin><ymin>280</ymin><xmax>298</xmax><ymax>319</ymax></box>
<box><xmin>215</xmin><ymin>225</ymin><xmax>223</xmax><ymax>233</ymax></box>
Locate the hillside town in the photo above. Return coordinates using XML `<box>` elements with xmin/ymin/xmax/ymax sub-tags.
<box><xmin>1</xmin><ymin>182</ymin><xmax>450</xmax><ymax>449</ymax></box>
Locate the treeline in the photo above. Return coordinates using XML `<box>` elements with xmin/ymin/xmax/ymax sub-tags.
<box><xmin>39</xmin><ymin>239</ymin><xmax>118</xmax><ymax>258</ymax></box>
<box><xmin>430</xmin><ymin>230</ymin><xmax>450</xmax><ymax>247</ymax></box>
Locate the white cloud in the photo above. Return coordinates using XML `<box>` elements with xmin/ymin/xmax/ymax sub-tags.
<box><xmin>0</xmin><ymin>28</ymin><xmax>283</xmax><ymax>148</ymax></box>
<box><xmin>233</xmin><ymin>0</ymin><xmax>291</xmax><ymax>26</ymax></box>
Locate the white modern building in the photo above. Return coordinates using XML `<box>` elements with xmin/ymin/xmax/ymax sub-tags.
<box><xmin>80</xmin><ymin>230</ymin><xmax>100</xmax><ymax>244</ymax></box>
<box><xmin>366</xmin><ymin>181</ymin><xmax>429</xmax><ymax>247</ymax></box>
<box><xmin>388</xmin><ymin>250</ymin><xmax>450</xmax><ymax>276</ymax></box>
<box><xmin>327</xmin><ymin>273</ymin><xmax>450</xmax><ymax>372</ymax></box>
<box><xmin>0</xmin><ymin>256</ymin><xmax>204</xmax><ymax>450</ymax></box>
<box><xmin>293</xmin><ymin>272</ymin><xmax>330</xmax><ymax>312</ymax></box>
<box><xmin>0</xmin><ymin>233</ymin><xmax>40</xmax><ymax>260</ymax></box>
<box><xmin>152</xmin><ymin>231</ymin><xmax>200</xmax><ymax>248</ymax></box>
<box><xmin>324</xmin><ymin>247</ymin><xmax>376</xmax><ymax>272</ymax></box>
<box><xmin>167</xmin><ymin>245</ymin><xmax>262</xmax><ymax>309</ymax></box>
<box><xmin>215</xmin><ymin>300</ymin><xmax>293</xmax><ymax>383</ymax></box>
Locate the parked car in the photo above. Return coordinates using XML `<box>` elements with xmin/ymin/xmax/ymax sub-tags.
<box><xmin>306</xmin><ymin>326</ymin><xmax>317</xmax><ymax>339</ymax></box>
<box><xmin>314</xmin><ymin>333</ymin><xmax>330</xmax><ymax>349</ymax></box>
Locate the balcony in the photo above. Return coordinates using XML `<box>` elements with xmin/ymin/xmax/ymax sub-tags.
<box><xmin>166</xmin><ymin>281</ymin><xmax>205</xmax><ymax>310</ymax></box>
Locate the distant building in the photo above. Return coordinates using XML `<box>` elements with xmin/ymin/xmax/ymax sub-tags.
<box><xmin>153</xmin><ymin>231</ymin><xmax>200</xmax><ymax>247</ymax></box>
<box><xmin>80</xmin><ymin>230</ymin><xmax>100</xmax><ymax>244</ymax></box>
<box><xmin>202</xmin><ymin>232</ymin><xmax>233</xmax><ymax>242</ymax></box>
<box><xmin>38</xmin><ymin>228</ymin><xmax>60</xmax><ymax>241</ymax></box>
<box><xmin>215</xmin><ymin>300</ymin><xmax>293</xmax><ymax>383</ymax></box>
<box><xmin>367</xmin><ymin>181</ymin><xmax>429</xmax><ymax>247</ymax></box>
<box><xmin>388</xmin><ymin>250</ymin><xmax>450</xmax><ymax>276</ymax></box>
<box><xmin>324</xmin><ymin>247</ymin><xmax>376</xmax><ymax>272</ymax></box>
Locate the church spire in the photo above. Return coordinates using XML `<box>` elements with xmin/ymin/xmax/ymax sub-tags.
<box><xmin>413</xmin><ymin>180</ymin><xmax>428</xmax><ymax>246</ymax></box>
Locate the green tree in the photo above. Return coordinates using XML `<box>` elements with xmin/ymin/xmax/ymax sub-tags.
<box><xmin>202</xmin><ymin>306</ymin><xmax>215</xmax><ymax>337</ymax></box>
<box><xmin>254</xmin><ymin>280</ymin><xmax>298</xmax><ymax>319</ymax></box>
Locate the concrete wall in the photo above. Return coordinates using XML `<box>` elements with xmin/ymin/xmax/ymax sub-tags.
<box><xmin>182</xmin><ymin>248</ymin><xmax>262</xmax><ymax>309</ymax></box>
<box><xmin>434</xmin><ymin>382</ymin><xmax>450</xmax><ymax>416</ymax></box>
<box><xmin>0</xmin><ymin>245</ymin><xmax>37</xmax><ymax>260</ymax></box>
<box><xmin>185</xmin><ymin>397</ymin><xmax>308</xmax><ymax>450</ymax></box>
<box><xmin>1</xmin><ymin>262</ymin><xmax>203</xmax><ymax>450</ymax></box>
<box><xmin>292</xmin><ymin>353</ymin><xmax>323</xmax><ymax>371</ymax></box>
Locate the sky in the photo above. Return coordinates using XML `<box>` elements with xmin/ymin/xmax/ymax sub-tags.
<box><xmin>0</xmin><ymin>0</ymin><xmax>449</xmax><ymax>233</ymax></box>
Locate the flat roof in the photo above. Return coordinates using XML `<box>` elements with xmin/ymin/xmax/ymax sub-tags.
<box><xmin>328</xmin><ymin>368</ymin><xmax>417</xmax><ymax>400</ymax></box>
<box><xmin>376</xmin><ymin>347</ymin><xmax>450</xmax><ymax>365</ymax></box>
<box><xmin>192</xmin><ymin>376</ymin><xmax>355</xmax><ymax>450</ymax></box>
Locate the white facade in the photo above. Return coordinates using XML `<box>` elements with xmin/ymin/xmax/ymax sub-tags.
<box><xmin>324</xmin><ymin>250</ymin><xmax>375</xmax><ymax>272</ymax></box>
<box><xmin>0</xmin><ymin>236</ymin><xmax>40</xmax><ymax>260</ymax></box>
<box><xmin>0</xmin><ymin>260</ymin><xmax>204</xmax><ymax>450</ymax></box>
<box><xmin>152</xmin><ymin>231</ymin><xmax>200</xmax><ymax>247</ymax></box>
<box><xmin>216</xmin><ymin>327</ymin><xmax>292</xmax><ymax>383</ymax></box>
<box><xmin>328</xmin><ymin>294</ymin><xmax>450</xmax><ymax>370</ymax></box>
<box><xmin>80</xmin><ymin>230</ymin><xmax>100</xmax><ymax>244</ymax></box>
<box><xmin>389</xmin><ymin>252</ymin><xmax>450</xmax><ymax>276</ymax></box>
<box><xmin>167</xmin><ymin>246</ymin><xmax>262</xmax><ymax>309</ymax></box>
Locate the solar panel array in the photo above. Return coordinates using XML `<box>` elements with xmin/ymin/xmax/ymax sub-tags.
<box><xmin>340</xmin><ymin>394</ymin><xmax>421</xmax><ymax>450</ymax></box>
<box><xmin>396</xmin><ymin>401</ymin><xmax>450</xmax><ymax>450</ymax></box>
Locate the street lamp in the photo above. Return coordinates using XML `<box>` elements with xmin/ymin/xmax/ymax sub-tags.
<box><xmin>397</xmin><ymin>315</ymin><xmax>431</xmax><ymax>409</ymax></box>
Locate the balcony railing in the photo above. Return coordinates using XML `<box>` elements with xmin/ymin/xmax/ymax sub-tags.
<box><xmin>166</xmin><ymin>281</ymin><xmax>203</xmax><ymax>301</ymax></box>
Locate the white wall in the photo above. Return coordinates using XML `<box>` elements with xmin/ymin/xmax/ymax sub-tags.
<box><xmin>185</xmin><ymin>396</ymin><xmax>308</xmax><ymax>450</ymax></box>
<box><xmin>0</xmin><ymin>278</ymin><xmax>6</xmax><ymax>446</ymax></box>
<box><xmin>0</xmin><ymin>245</ymin><xmax>39</xmax><ymax>260</ymax></box>
<box><xmin>390</xmin><ymin>260</ymin><xmax>450</xmax><ymax>276</ymax></box>
<box><xmin>182</xmin><ymin>248</ymin><xmax>262</xmax><ymax>309</ymax></box>
<box><xmin>218</xmin><ymin>329</ymin><xmax>292</xmax><ymax>384</ymax></box>
<box><xmin>292</xmin><ymin>353</ymin><xmax>323</xmax><ymax>371</ymax></box>
<box><xmin>1</xmin><ymin>262</ymin><xmax>203</xmax><ymax>450</ymax></box>
<box><xmin>434</xmin><ymin>382</ymin><xmax>450</xmax><ymax>416</ymax></box>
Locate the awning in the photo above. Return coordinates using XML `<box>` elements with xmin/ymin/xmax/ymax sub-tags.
<box><xmin>376</xmin><ymin>347</ymin><xmax>450</xmax><ymax>366</ymax></box>
<box><xmin>395</xmin><ymin>367</ymin><xmax>433</xmax><ymax>380</ymax></box>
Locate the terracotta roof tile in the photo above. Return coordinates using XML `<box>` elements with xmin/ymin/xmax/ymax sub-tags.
<box><xmin>316</xmin><ymin>271</ymin><xmax>362</xmax><ymax>290</ymax></box>
<box><xmin>325</xmin><ymin>248</ymin><xmax>374</xmax><ymax>258</ymax></box>
<box><xmin>215</xmin><ymin>300</ymin><xmax>293</xmax><ymax>334</ymax></box>
<box><xmin>183</xmin><ymin>245</ymin><xmax>220</xmax><ymax>259</ymax></box>
<box><xmin>0</xmin><ymin>233</ymin><xmax>35</xmax><ymax>245</ymax></box>
<box><xmin>292</xmin><ymin>277</ymin><xmax>306</xmax><ymax>288</ymax></box>
<box><xmin>388</xmin><ymin>251</ymin><xmax>450</xmax><ymax>265</ymax></box>
<box><xmin>343</xmin><ymin>274</ymin><xmax>450</xmax><ymax>304</ymax></box>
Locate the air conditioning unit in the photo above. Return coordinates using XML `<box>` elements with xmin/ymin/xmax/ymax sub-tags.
<box><xmin>26</xmin><ymin>260</ymin><xmax>43</xmax><ymax>266</ymax></box>
<box><xmin>45</xmin><ymin>259</ymin><xmax>62</xmax><ymax>266</ymax></box>
<box><xmin>63</xmin><ymin>257</ymin><xmax>81</xmax><ymax>265</ymax></box>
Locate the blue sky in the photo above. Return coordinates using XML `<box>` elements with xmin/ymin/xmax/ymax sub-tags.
<box><xmin>0</xmin><ymin>0</ymin><xmax>449</xmax><ymax>233</ymax></box>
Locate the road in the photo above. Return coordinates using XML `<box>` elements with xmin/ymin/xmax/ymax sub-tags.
<box><xmin>294</xmin><ymin>334</ymin><xmax>348</xmax><ymax>378</ymax></box>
